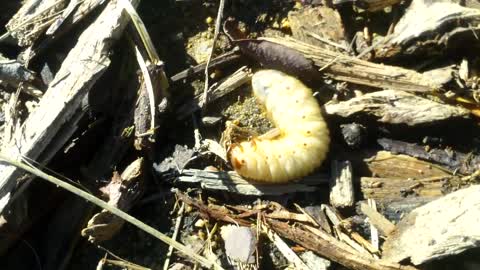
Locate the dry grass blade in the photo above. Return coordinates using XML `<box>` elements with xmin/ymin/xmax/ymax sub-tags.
<box><xmin>0</xmin><ymin>154</ymin><xmax>223</xmax><ymax>270</ymax></box>
<box><xmin>119</xmin><ymin>0</ymin><xmax>162</xmax><ymax>65</ymax></box>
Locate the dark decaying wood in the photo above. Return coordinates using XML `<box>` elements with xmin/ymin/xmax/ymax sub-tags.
<box><xmin>378</xmin><ymin>138</ymin><xmax>480</xmax><ymax>175</ymax></box>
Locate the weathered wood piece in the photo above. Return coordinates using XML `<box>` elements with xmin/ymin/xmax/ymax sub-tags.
<box><xmin>263</xmin><ymin>36</ymin><xmax>441</xmax><ymax>92</ymax></box>
<box><xmin>378</xmin><ymin>138</ymin><xmax>480</xmax><ymax>175</ymax></box>
<box><xmin>359</xmin><ymin>202</ymin><xmax>396</xmax><ymax>236</ymax></box>
<box><xmin>0</xmin><ymin>0</ymin><xmax>140</xmax><ymax>213</ymax></box>
<box><xmin>267</xmin><ymin>220</ymin><xmax>418</xmax><ymax>270</ymax></box>
<box><xmin>324</xmin><ymin>90</ymin><xmax>470</xmax><ymax>125</ymax></box>
<box><xmin>378</xmin><ymin>0</ymin><xmax>480</xmax><ymax>57</ymax></box>
<box><xmin>5</xmin><ymin>0</ymin><xmax>67</xmax><ymax>46</ymax></box>
<box><xmin>383</xmin><ymin>185</ymin><xmax>480</xmax><ymax>265</ymax></box>
<box><xmin>329</xmin><ymin>160</ymin><xmax>354</xmax><ymax>208</ymax></box>
<box><xmin>365</xmin><ymin>151</ymin><xmax>452</xmax><ymax>179</ymax></box>
<box><xmin>288</xmin><ymin>6</ymin><xmax>347</xmax><ymax>51</ymax></box>
<box><xmin>177</xmin><ymin>169</ymin><xmax>328</xmax><ymax>196</ymax></box>
<box><xmin>361</xmin><ymin>176</ymin><xmax>449</xmax><ymax>201</ymax></box>
<box><xmin>6</xmin><ymin>0</ymin><xmax>106</xmax><ymax>47</ymax></box>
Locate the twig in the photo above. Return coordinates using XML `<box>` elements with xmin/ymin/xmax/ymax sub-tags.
<box><xmin>202</xmin><ymin>0</ymin><xmax>226</xmax><ymax>108</ymax></box>
<box><xmin>170</xmin><ymin>49</ymin><xmax>240</xmax><ymax>83</ymax></box>
<box><xmin>163</xmin><ymin>203</ymin><xmax>185</xmax><ymax>270</ymax></box>
<box><xmin>0</xmin><ymin>155</ymin><xmax>222</xmax><ymax>270</ymax></box>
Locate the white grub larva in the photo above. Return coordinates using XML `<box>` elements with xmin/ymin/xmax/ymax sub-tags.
<box><xmin>229</xmin><ymin>69</ymin><xmax>330</xmax><ymax>183</ymax></box>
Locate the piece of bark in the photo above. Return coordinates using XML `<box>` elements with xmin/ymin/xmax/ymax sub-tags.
<box><xmin>81</xmin><ymin>158</ymin><xmax>144</xmax><ymax>243</ymax></box>
<box><xmin>365</xmin><ymin>151</ymin><xmax>453</xmax><ymax>179</ymax></box>
<box><xmin>360</xmin><ymin>176</ymin><xmax>451</xmax><ymax>201</ymax></box>
<box><xmin>134</xmin><ymin>65</ymin><xmax>168</xmax><ymax>152</ymax></box>
<box><xmin>262</xmin><ymin>36</ymin><xmax>441</xmax><ymax>92</ymax></box>
<box><xmin>378</xmin><ymin>138</ymin><xmax>480</xmax><ymax>175</ymax></box>
<box><xmin>324</xmin><ymin>90</ymin><xmax>470</xmax><ymax>125</ymax></box>
<box><xmin>0</xmin><ymin>0</ymin><xmax>140</xmax><ymax>213</ymax></box>
<box><xmin>288</xmin><ymin>6</ymin><xmax>347</xmax><ymax>51</ymax></box>
<box><xmin>359</xmin><ymin>202</ymin><xmax>396</xmax><ymax>237</ymax></box>
<box><xmin>330</xmin><ymin>160</ymin><xmax>354</xmax><ymax>208</ymax></box>
<box><xmin>176</xmin><ymin>169</ymin><xmax>329</xmax><ymax>196</ymax></box>
<box><xmin>267</xmin><ymin>219</ymin><xmax>418</xmax><ymax>270</ymax></box>
<box><xmin>377</xmin><ymin>0</ymin><xmax>480</xmax><ymax>58</ymax></box>
<box><xmin>382</xmin><ymin>185</ymin><xmax>480</xmax><ymax>265</ymax></box>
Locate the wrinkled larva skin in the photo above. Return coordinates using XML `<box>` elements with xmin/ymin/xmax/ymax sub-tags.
<box><xmin>229</xmin><ymin>70</ymin><xmax>330</xmax><ymax>183</ymax></box>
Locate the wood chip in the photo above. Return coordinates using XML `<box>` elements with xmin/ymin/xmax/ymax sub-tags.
<box><xmin>325</xmin><ymin>90</ymin><xmax>470</xmax><ymax>125</ymax></box>
<box><xmin>382</xmin><ymin>185</ymin><xmax>480</xmax><ymax>264</ymax></box>
<box><xmin>329</xmin><ymin>160</ymin><xmax>354</xmax><ymax>208</ymax></box>
<box><xmin>288</xmin><ymin>6</ymin><xmax>347</xmax><ymax>51</ymax></box>
<box><xmin>177</xmin><ymin>169</ymin><xmax>328</xmax><ymax>196</ymax></box>
<box><xmin>359</xmin><ymin>202</ymin><xmax>396</xmax><ymax>236</ymax></box>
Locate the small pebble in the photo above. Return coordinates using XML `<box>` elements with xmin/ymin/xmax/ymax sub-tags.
<box><xmin>205</xmin><ymin>16</ymin><xmax>214</xmax><ymax>24</ymax></box>
<box><xmin>341</xmin><ymin>123</ymin><xmax>366</xmax><ymax>148</ymax></box>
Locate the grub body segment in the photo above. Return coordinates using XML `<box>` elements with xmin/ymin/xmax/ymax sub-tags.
<box><xmin>229</xmin><ymin>70</ymin><xmax>330</xmax><ymax>183</ymax></box>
